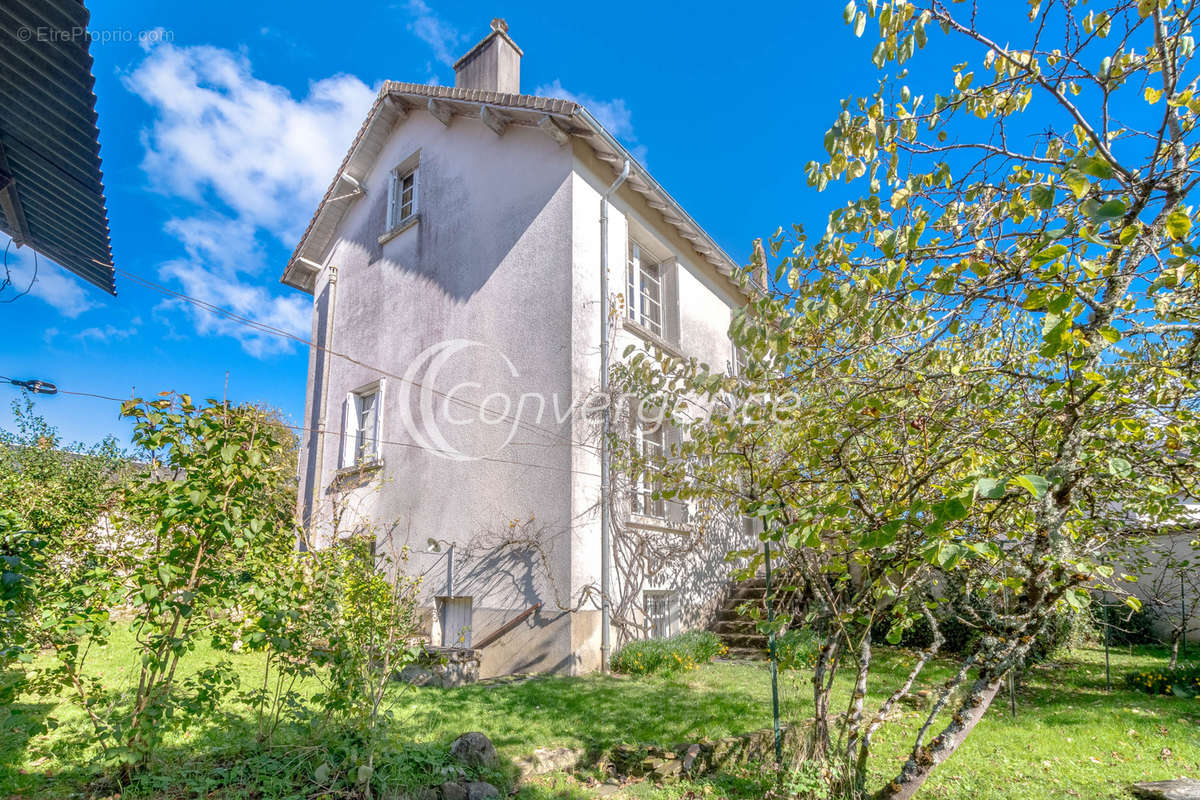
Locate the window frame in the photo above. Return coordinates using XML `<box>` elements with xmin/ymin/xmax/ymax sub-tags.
<box><xmin>341</xmin><ymin>379</ymin><xmax>386</xmax><ymax>469</ymax></box>
<box><xmin>643</xmin><ymin>589</ymin><xmax>676</xmax><ymax>639</ymax></box>
<box><xmin>386</xmin><ymin>155</ymin><xmax>420</xmax><ymax>233</ymax></box>
<box><xmin>626</xmin><ymin>240</ymin><xmax>664</xmax><ymax>338</ymax></box>
<box><xmin>631</xmin><ymin>420</ymin><xmax>667</xmax><ymax>520</ymax></box>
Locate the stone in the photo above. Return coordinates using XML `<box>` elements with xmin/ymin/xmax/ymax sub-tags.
<box><xmin>465</xmin><ymin>781</ymin><xmax>499</xmax><ymax>800</ymax></box>
<box><xmin>450</xmin><ymin>732</ymin><xmax>499</xmax><ymax>769</ymax></box>
<box><xmin>398</xmin><ymin>665</ymin><xmax>438</xmax><ymax>687</ymax></box>
<box><xmin>514</xmin><ymin>746</ymin><xmax>583</xmax><ymax>777</ymax></box>
<box><xmin>1131</xmin><ymin>780</ymin><xmax>1200</xmax><ymax>800</ymax></box>
<box><xmin>440</xmin><ymin>781</ymin><xmax>468</xmax><ymax>800</ymax></box>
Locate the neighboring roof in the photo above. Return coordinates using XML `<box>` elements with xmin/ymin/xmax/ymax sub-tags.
<box><xmin>0</xmin><ymin>0</ymin><xmax>115</xmax><ymax>294</ymax></box>
<box><xmin>282</xmin><ymin>82</ymin><xmax>750</xmax><ymax>297</ymax></box>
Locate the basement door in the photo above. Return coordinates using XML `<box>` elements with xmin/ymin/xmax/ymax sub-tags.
<box><xmin>437</xmin><ymin>596</ymin><xmax>473</xmax><ymax>647</ymax></box>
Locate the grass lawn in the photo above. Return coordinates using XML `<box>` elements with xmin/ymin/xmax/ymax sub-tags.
<box><xmin>2</xmin><ymin>627</ymin><xmax>1197</xmax><ymax>799</ymax></box>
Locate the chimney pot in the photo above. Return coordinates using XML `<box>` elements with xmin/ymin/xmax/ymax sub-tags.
<box><xmin>453</xmin><ymin>20</ymin><xmax>522</xmax><ymax>94</ymax></box>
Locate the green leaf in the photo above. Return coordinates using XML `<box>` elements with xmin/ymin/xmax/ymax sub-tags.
<box><xmin>1084</xmin><ymin>198</ymin><xmax>1125</xmax><ymax>221</ymax></box>
<box><xmin>1031</xmin><ymin>244</ymin><xmax>1068</xmax><ymax>268</ymax></box>
<box><xmin>843</xmin><ymin>0</ymin><xmax>856</xmax><ymax>24</ymax></box>
<box><xmin>1166</xmin><ymin>209</ymin><xmax>1191</xmax><ymax>240</ymax></box>
<box><xmin>1081</xmin><ymin>156</ymin><xmax>1114</xmax><ymax>179</ymax></box>
<box><xmin>1063</xmin><ymin>169</ymin><xmax>1091</xmax><ymax>200</ymax></box>
<box><xmin>1011</xmin><ymin>474</ymin><xmax>1050</xmax><ymax>499</ymax></box>
<box><xmin>974</xmin><ymin>477</ymin><xmax>1006</xmax><ymax>499</ymax></box>
<box><xmin>1031</xmin><ymin>184</ymin><xmax>1054</xmax><ymax>209</ymax></box>
<box><xmin>1108</xmin><ymin>457</ymin><xmax>1132</xmax><ymax>478</ymax></box>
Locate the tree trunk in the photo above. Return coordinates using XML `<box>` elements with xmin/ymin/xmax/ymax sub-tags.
<box><xmin>874</xmin><ymin>672</ymin><xmax>1004</xmax><ymax>800</ymax></box>
<box><xmin>1169</xmin><ymin>628</ymin><xmax>1181</xmax><ymax>670</ymax></box>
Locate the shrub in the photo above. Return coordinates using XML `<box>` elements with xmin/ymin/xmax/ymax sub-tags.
<box><xmin>775</xmin><ymin>628</ymin><xmax>819</xmax><ymax>670</ymax></box>
<box><xmin>1124</xmin><ymin>663</ymin><xmax>1200</xmax><ymax>697</ymax></box>
<box><xmin>611</xmin><ymin>630</ymin><xmax>726</xmax><ymax>675</ymax></box>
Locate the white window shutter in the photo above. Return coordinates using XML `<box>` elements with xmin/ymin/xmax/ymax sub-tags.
<box><xmin>410</xmin><ymin>169</ymin><xmax>419</xmax><ymax>217</ymax></box>
<box><xmin>387</xmin><ymin>172</ymin><xmax>398</xmax><ymax>228</ymax></box>
<box><xmin>373</xmin><ymin>379</ymin><xmax>386</xmax><ymax>460</ymax></box>
<box><xmin>340</xmin><ymin>392</ymin><xmax>357</xmax><ymax>468</ymax></box>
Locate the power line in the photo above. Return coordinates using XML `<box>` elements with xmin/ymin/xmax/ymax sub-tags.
<box><xmin>1</xmin><ymin>374</ymin><xmax>604</xmax><ymax>480</ymax></box>
<box><xmin>109</xmin><ymin>265</ymin><xmax>585</xmax><ymax>451</ymax></box>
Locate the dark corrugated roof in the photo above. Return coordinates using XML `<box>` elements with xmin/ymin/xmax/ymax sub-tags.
<box><xmin>0</xmin><ymin>0</ymin><xmax>115</xmax><ymax>294</ymax></box>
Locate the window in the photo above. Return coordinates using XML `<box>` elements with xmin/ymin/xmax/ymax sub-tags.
<box><xmin>387</xmin><ymin>165</ymin><xmax>418</xmax><ymax>230</ymax></box>
<box><xmin>632</xmin><ymin>421</ymin><xmax>666</xmax><ymax>519</ymax></box>
<box><xmin>731</xmin><ymin>341</ymin><xmax>748</xmax><ymax>377</ymax></box>
<box><xmin>341</xmin><ymin>381</ymin><xmax>385</xmax><ymax>468</ymax></box>
<box><xmin>644</xmin><ymin>590</ymin><xmax>675</xmax><ymax>639</ymax></box>
<box><xmin>627</xmin><ymin>240</ymin><xmax>663</xmax><ymax>337</ymax></box>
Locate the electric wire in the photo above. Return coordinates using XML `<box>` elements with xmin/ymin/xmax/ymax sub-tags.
<box><xmin>0</xmin><ymin>374</ymin><xmax>604</xmax><ymax>480</ymax></box>
<box><xmin>107</xmin><ymin>264</ymin><xmax>588</xmax><ymax>451</ymax></box>
<box><xmin>1</xmin><ymin>238</ymin><xmax>38</xmax><ymax>303</ymax></box>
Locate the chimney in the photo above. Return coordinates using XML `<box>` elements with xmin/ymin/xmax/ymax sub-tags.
<box><xmin>453</xmin><ymin>18</ymin><xmax>523</xmax><ymax>94</ymax></box>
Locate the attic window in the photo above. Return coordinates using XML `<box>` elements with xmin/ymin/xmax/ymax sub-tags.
<box><xmin>386</xmin><ymin>153</ymin><xmax>419</xmax><ymax>233</ymax></box>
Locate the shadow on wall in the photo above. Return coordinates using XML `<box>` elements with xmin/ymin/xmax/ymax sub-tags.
<box><xmin>342</xmin><ymin>144</ymin><xmax>569</xmax><ymax>304</ymax></box>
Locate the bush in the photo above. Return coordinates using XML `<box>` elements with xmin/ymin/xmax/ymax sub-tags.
<box><xmin>1124</xmin><ymin>663</ymin><xmax>1200</xmax><ymax>697</ymax></box>
<box><xmin>775</xmin><ymin>628</ymin><xmax>819</xmax><ymax>670</ymax></box>
<box><xmin>873</xmin><ymin>605</ymin><xmax>1083</xmax><ymax>665</ymax></box>
<box><xmin>611</xmin><ymin>631</ymin><xmax>727</xmax><ymax>675</ymax></box>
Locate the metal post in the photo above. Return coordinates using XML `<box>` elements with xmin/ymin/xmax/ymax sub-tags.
<box><xmin>764</xmin><ymin>539</ymin><xmax>782</xmax><ymax>767</ymax></box>
<box><xmin>1182</xmin><ymin>573</ymin><xmax>1187</xmax><ymax>663</ymax></box>
<box><xmin>1104</xmin><ymin>601</ymin><xmax>1112</xmax><ymax>691</ymax></box>
<box><xmin>446</xmin><ymin>544</ymin><xmax>454</xmax><ymax>599</ymax></box>
<box><xmin>599</xmin><ymin>160</ymin><xmax>630</xmax><ymax>674</ymax></box>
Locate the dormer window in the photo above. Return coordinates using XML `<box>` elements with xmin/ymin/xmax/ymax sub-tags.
<box><xmin>627</xmin><ymin>240</ymin><xmax>663</xmax><ymax>337</ymax></box>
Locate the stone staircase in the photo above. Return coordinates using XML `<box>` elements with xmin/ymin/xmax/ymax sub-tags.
<box><xmin>709</xmin><ymin>576</ymin><xmax>769</xmax><ymax>659</ymax></box>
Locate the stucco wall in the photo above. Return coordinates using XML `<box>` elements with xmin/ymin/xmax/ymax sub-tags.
<box><xmin>298</xmin><ymin>109</ymin><xmax>585</xmax><ymax>676</ymax></box>
<box><xmin>295</xmin><ymin>109</ymin><xmax>755</xmax><ymax>675</ymax></box>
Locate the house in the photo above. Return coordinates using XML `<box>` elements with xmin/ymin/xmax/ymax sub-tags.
<box><xmin>1</xmin><ymin>0</ymin><xmax>116</xmax><ymax>294</ymax></box>
<box><xmin>283</xmin><ymin>19</ymin><xmax>756</xmax><ymax>676</ymax></box>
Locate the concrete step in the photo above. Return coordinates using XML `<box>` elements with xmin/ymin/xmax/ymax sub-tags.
<box><xmin>720</xmin><ymin>647</ymin><xmax>767</xmax><ymax>660</ymax></box>
<box><xmin>712</xmin><ymin>619</ymin><xmax>760</xmax><ymax>635</ymax></box>
<box><xmin>717</xmin><ymin>632</ymin><xmax>769</xmax><ymax>649</ymax></box>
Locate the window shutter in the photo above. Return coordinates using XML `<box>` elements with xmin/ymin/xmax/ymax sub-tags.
<box><xmin>662</xmin><ymin>259</ymin><xmax>681</xmax><ymax>346</ymax></box>
<box><xmin>373</xmin><ymin>379</ymin><xmax>386</xmax><ymax>461</ymax></box>
<box><xmin>410</xmin><ymin>168</ymin><xmax>419</xmax><ymax>217</ymax></box>
<box><xmin>387</xmin><ymin>172</ymin><xmax>398</xmax><ymax>229</ymax></box>
<box><xmin>339</xmin><ymin>393</ymin><xmax>354</xmax><ymax>468</ymax></box>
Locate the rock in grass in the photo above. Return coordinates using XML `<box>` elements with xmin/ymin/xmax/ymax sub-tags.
<box><xmin>450</xmin><ymin>732</ymin><xmax>499</xmax><ymax>769</ymax></box>
<box><xmin>440</xmin><ymin>781</ymin><xmax>469</xmax><ymax>800</ymax></box>
<box><xmin>465</xmin><ymin>781</ymin><xmax>499</xmax><ymax>799</ymax></box>
<box><xmin>1131</xmin><ymin>780</ymin><xmax>1200</xmax><ymax>800</ymax></box>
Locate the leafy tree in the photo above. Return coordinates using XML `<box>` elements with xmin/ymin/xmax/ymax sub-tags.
<box><xmin>615</xmin><ymin>1</ymin><xmax>1200</xmax><ymax>797</ymax></box>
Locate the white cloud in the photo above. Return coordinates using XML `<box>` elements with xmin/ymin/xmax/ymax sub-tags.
<box><xmin>74</xmin><ymin>322</ymin><xmax>139</xmax><ymax>344</ymax></box>
<box><xmin>124</xmin><ymin>43</ymin><xmax>376</xmax><ymax>244</ymax></box>
<box><xmin>123</xmin><ymin>42</ymin><xmax>376</xmax><ymax>357</ymax></box>
<box><xmin>158</xmin><ymin>215</ymin><xmax>309</xmax><ymax>357</ymax></box>
<box><xmin>0</xmin><ymin>234</ymin><xmax>97</xmax><ymax>318</ymax></box>
<box><xmin>405</xmin><ymin>0</ymin><xmax>466</xmax><ymax>67</ymax></box>
<box><xmin>535</xmin><ymin>80</ymin><xmax>647</xmax><ymax>162</ymax></box>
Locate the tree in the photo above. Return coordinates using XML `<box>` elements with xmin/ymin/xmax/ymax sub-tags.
<box><xmin>614</xmin><ymin>1</ymin><xmax>1200</xmax><ymax>797</ymax></box>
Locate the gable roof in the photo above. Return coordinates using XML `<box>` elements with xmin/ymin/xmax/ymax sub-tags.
<box><xmin>282</xmin><ymin>82</ymin><xmax>751</xmax><ymax>297</ymax></box>
<box><xmin>0</xmin><ymin>0</ymin><xmax>115</xmax><ymax>294</ymax></box>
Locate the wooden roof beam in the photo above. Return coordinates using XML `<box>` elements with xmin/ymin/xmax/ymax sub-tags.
<box><xmin>428</xmin><ymin>98</ymin><xmax>453</xmax><ymax>127</ymax></box>
<box><xmin>537</xmin><ymin>115</ymin><xmax>569</xmax><ymax>146</ymax></box>
<box><xmin>480</xmin><ymin>105</ymin><xmax>511</xmax><ymax>136</ymax></box>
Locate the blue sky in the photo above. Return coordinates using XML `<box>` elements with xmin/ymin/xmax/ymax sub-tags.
<box><xmin>0</xmin><ymin>1</ymin><xmax>928</xmax><ymax>447</ymax></box>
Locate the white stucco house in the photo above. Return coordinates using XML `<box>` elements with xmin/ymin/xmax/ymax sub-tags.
<box><xmin>282</xmin><ymin>19</ymin><xmax>757</xmax><ymax>676</ymax></box>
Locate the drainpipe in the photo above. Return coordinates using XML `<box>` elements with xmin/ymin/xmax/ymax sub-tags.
<box><xmin>600</xmin><ymin>159</ymin><xmax>630</xmax><ymax>674</ymax></box>
<box><xmin>309</xmin><ymin>266</ymin><xmax>338</xmax><ymax>546</ymax></box>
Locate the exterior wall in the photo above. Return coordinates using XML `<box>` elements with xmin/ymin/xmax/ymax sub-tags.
<box><xmin>297</xmin><ymin>109</ymin><xmax>582</xmax><ymax>676</ymax></box>
<box><xmin>568</xmin><ymin>143</ymin><xmax>753</xmax><ymax>661</ymax></box>
<box><xmin>1122</xmin><ymin>529</ymin><xmax>1200</xmax><ymax>644</ymax></box>
<box><xmin>295</xmin><ymin>107</ymin><xmax>754</xmax><ymax>676</ymax></box>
